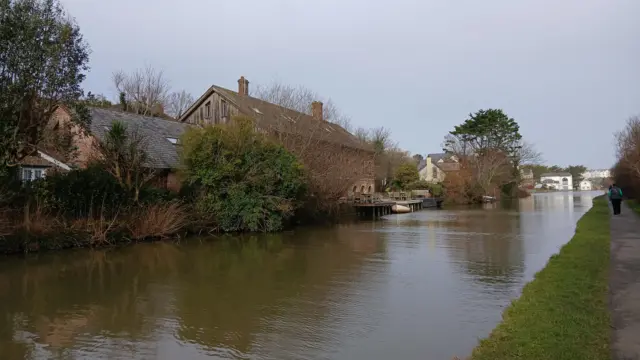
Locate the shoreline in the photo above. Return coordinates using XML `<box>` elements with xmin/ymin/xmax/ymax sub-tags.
<box><xmin>458</xmin><ymin>196</ymin><xmax>611</xmax><ymax>360</ymax></box>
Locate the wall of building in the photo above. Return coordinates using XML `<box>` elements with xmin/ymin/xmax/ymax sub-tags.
<box><xmin>419</xmin><ymin>156</ymin><xmax>446</xmax><ymax>183</ymax></box>
<box><xmin>185</xmin><ymin>91</ymin><xmax>240</xmax><ymax>126</ymax></box>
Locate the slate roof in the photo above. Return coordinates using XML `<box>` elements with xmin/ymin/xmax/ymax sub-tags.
<box><xmin>180</xmin><ymin>85</ymin><xmax>372</xmax><ymax>152</ymax></box>
<box><xmin>417</xmin><ymin>159</ymin><xmax>427</xmax><ymax>171</ymax></box>
<box><xmin>540</xmin><ymin>172</ymin><xmax>572</xmax><ymax>177</ymax></box>
<box><xmin>427</xmin><ymin>153</ymin><xmax>447</xmax><ymax>163</ymax></box>
<box><xmin>89</xmin><ymin>108</ymin><xmax>192</xmax><ymax>169</ymax></box>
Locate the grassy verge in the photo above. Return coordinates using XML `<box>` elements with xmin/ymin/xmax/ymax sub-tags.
<box><xmin>466</xmin><ymin>196</ymin><xmax>611</xmax><ymax>360</ymax></box>
<box><xmin>627</xmin><ymin>199</ymin><xmax>640</xmax><ymax>214</ymax></box>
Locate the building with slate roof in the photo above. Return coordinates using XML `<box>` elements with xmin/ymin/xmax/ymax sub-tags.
<box><xmin>416</xmin><ymin>153</ymin><xmax>460</xmax><ymax>183</ymax></box>
<box><xmin>32</xmin><ymin>106</ymin><xmax>192</xmax><ymax>191</ymax></box>
<box><xmin>180</xmin><ymin>76</ymin><xmax>376</xmax><ymax>196</ymax></box>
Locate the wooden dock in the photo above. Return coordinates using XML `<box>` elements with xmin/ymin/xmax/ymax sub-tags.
<box><xmin>353</xmin><ymin>202</ymin><xmax>394</xmax><ymax>219</ymax></box>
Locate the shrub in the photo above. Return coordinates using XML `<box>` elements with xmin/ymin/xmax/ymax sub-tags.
<box><xmin>181</xmin><ymin>117</ymin><xmax>306</xmax><ymax>232</ymax></box>
<box><xmin>43</xmin><ymin>165</ymin><xmax>131</xmax><ymax>218</ymax></box>
<box><xmin>126</xmin><ymin>202</ymin><xmax>188</xmax><ymax>240</ymax></box>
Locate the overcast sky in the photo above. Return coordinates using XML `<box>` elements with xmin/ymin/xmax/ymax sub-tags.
<box><xmin>61</xmin><ymin>0</ymin><xmax>639</xmax><ymax>169</ymax></box>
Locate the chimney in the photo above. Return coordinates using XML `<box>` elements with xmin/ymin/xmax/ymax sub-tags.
<box><xmin>311</xmin><ymin>101</ymin><xmax>323</xmax><ymax>120</ymax></box>
<box><xmin>238</xmin><ymin>76</ymin><xmax>249</xmax><ymax>96</ymax></box>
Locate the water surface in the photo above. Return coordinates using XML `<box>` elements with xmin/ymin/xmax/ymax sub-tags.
<box><xmin>0</xmin><ymin>191</ymin><xmax>601</xmax><ymax>359</ymax></box>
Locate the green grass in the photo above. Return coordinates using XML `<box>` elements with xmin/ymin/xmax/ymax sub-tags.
<box><xmin>627</xmin><ymin>199</ymin><xmax>640</xmax><ymax>215</ymax></box>
<box><xmin>468</xmin><ymin>196</ymin><xmax>611</xmax><ymax>360</ymax></box>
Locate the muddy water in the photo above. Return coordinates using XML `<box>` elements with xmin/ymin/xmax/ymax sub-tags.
<box><xmin>0</xmin><ymin>192</ymin><xmax>600</xmax><ymax>360</ymax></box>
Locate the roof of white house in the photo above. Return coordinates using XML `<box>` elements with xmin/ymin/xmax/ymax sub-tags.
<box><xmin>540</xmin><ymin>172</ymin><xmax>572</xmax><ymax>177</ymax></box>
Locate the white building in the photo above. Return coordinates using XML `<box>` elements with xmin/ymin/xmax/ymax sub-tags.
<box><xmin>540</xmin><ymin>172</ymin><xmax>573</xmax><ymax>191</ymax></box>
<box><xmin>582</xmin><ymin>169</ymin><xmax>611</xmax><ymax>179</ymax></box>
<box><xmin>579</xmin><ymin>180</ymin><xmax>592</xmax><ymax>191</ymax></box>
<box><xmin>417</xmin><ymin>153</ymin><xmax>459</xmax><ymax>183</ymax></box>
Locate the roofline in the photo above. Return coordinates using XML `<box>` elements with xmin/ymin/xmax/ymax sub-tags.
<box><xmin>36</xmin><ymin>150</ymin><xmax>71</xmax><ymax>171</ymax></box>
<box><xmin>179</xmin><ymin>86</ymin><xmax>214</xmax><ymax>122</ymax></box>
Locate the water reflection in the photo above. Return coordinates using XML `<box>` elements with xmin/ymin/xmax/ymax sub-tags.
<box><xmin>0</xmin><ymin>192</ymin><xmax>601</xmax><ymax>360</ymax></box>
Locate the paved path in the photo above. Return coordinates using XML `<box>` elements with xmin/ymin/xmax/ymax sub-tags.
<box><xmin>610</xmin><ymin>201</ymin><xmax>640</xmax><ymax>360</ymax></box>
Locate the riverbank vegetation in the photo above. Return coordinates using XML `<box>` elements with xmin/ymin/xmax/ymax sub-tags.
<box><xmin>441</xmin><ymin>109</ymin><xmax>541</xmax><ymax>204</ymax></box>
<box><xmin>457</xmin><ymin>196</ymin><xmax>610</xmax><ymax>360</ymax></box>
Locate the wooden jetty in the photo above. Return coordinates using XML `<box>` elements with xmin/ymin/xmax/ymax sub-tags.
<box><xmin>353</xmin><ymin>202</ymin><xmax>394</xmax><ymax>219</ymax></box>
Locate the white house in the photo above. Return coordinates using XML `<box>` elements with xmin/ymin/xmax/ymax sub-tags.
<box><xmin>579</xmin><ymin>180</ymin><xmax>592</xmax><ymax>191</ymax></box>
<box><xmin>582</xmin><ymin>169</ymin><xmax>611</xmax><ymax>179</ymax></box>
<box><xmin>18</xmin><ymin>150</ymin><xmax>71</xmax><ymax>182</ymax></box>
<box><xmin>417</xmin><ymin>153</ymin><xmax>459</xmax><ymax>183</ymax></box>
<box><xmin>540</xmin><ymin>172</ymin><xmax>573</xmax><ymax>191</ymax></box>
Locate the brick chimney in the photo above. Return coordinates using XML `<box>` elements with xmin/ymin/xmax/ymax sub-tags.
<box><xmin>238</xmin><ymin>76</ymin><xmax>249</xmax><ymax>96</ymax></box>
<box><xmin>311</xmin><ymin>101</ymin><xmax>323</xmax><ymax>120</ymax></box>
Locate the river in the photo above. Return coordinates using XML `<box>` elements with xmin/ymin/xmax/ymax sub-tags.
<box><xmin>0</xmin><ymin>191</ymin><xmax>602</xmax><ymax>360</ymax></box>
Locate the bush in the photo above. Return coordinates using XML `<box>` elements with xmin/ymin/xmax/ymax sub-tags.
<box><xmin>181</xmin><ymin>117</ymin><xmax>306</xmax><ymax>232</ymax></box>
<box><xmin>43</xmin><ymin>165</ymin><xmax>131</xmax><ymax>218</ymax></box>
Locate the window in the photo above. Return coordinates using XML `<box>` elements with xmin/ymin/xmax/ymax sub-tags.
<box><xmin>22</xmin><ymin>169</ymin><xmax>32</xmax><ymax>181</ymax></box>
<box><xmin>166</xmin><ymin>137</ymin><xmax>178</xmax><ymax>145</ymax></box>
<box><xmin>199</xmin><ymin>107</ymin><xmax>204</xmax><ymax>122</ymax></box>
<box><xmin>432</xmin><ymin>167</ymin><xmax>438</xmax><ymax>179</ymax></box>
<box><xmin>21</xmin><ymin>167</ymin><xmax>46</xmax><ymax>182</ymax></box>
<box><xmin>221</xmin><ymin>100</ymin><xmax>228</xmax><ymax>118</ymax></box>
<box><xmin>205</xmin><ymin>102</ymin><xmax>211</xmax><ymax>119</ymax></box>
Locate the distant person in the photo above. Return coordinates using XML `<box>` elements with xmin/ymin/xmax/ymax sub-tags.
<box><xmin>609</xmin><ymin>184</ymin><xmax>623</xmax><ymax>215</ymax></box>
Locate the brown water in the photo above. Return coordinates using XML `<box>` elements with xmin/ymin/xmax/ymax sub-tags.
<box><xmin>0</xmin><ymin>192</ymin><xmax>601</xmax><ymax>360</ymax></box>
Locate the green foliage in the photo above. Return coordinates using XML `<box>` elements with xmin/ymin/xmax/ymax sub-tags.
<box><xmin>565</xmin><ymin>165</ymin><xmax>587</xmax><ymax>184</ymax></box>
<box><xmin>0</xmin><ymin>0</ymin><xmax>90</xmax><ymax>168</ymax></box>
<box><xmin>446</xmin><ymin>109</ymin><xmax>522</xmax><ymax>155</ymax></box>
<box><xmin>470</xmin><ymin>197</ymin><xmax>610</xmax><ymax>360</ymax></box>
<box><xmin>42</xmin><ymin>166</ymin><xmax>131</xmax><ymax>218</ymax></box>
<box><xmin>180</xmin><ymin>116</ymin><xmax>306</xmax><ymax>232</ymax></box>
<box><xmin>393</xmin><ymin>162</ymin><xmax>419</xmax><ymax>189</ymax></box>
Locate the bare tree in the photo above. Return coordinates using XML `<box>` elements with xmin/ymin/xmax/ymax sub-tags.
<box><xmin>252</xmin><ymin>81</ymin><xmax>353</xmax><ymax>130</ymax></box>
<box><xmin>515</xmin><ymin>140</ymin><xmax>543</xmax><ymax>166</ymax></box>
<box><xmin>250</xmin><ymin>82</ymin><xmax>373</xmax><ymax>212</ymax></box>
<box><xmin>113</xmin><ymin>65</ymin><xmax>170</xmax><ymax>116</ymax></box>
<box><xmin>166</xmin><ymin>90</ymin><xmax>194</xmax><ymax>119</ymax></box>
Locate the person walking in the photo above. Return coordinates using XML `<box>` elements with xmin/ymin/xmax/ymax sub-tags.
<box><xmin>609</xmin><ymin>183</ymin><xmax>623</xmax><ymax>215</ymax></box>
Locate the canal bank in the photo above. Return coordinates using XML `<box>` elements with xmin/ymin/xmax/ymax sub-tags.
<box><xmin>466</xmin><ymin>196</ymin><xmax>611</xmax><ymax>360</ymax></box>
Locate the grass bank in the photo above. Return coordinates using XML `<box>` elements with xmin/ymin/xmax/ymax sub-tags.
<box><xmin>627</xmin><ymin>199</ymin><xmax>640</xmax><ymax>214</ymax></box>
<box><xmin>464</xmin><ymin>196</ymin><xmax>611</xmax><ymax>360</ymax></box>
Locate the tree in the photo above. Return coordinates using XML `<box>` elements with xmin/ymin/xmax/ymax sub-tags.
<box><xmin>92</xmin><ymin>121</ymin><xmax>156</xmax><ymax>202</ymax></box>
<box><xmin>0</xmin><ymin>0</ymin><xmax>90</xmax><ymax>170</ymax></box>
<box><xmin>393</xmin><ymin>162</ymin><xmax>419</xmax><ymax>189</ymax></box>
<box><xmin>446</xmin><ymin>109</ymin><xmax>522</xmax><ymax>156</ymax></box>
<box><xmin>564</xmin><ymin>165</ymin><xmax>587</xmax><ymax>187</ymax></box>
<box><xmin>443</xmin><ymin>109</ymin><xmax>523</xmax><ymax>198</ymax></box>
<box><xmin>166</xmin><ymin>90</ymin><xmax>194</xmax><ymax>119</ymax></box>
<box><xmin>252</xmin><ymin>81</ymin><xmax>352</xmax><ymax>130</ymax></box>
<box><xmin>250</xmin><ymin>81</ymin><xmax>373</xmax><ymax>214</ymax></box>
<box><xmin>180</xmin><ymin>116</ymin><xmax>306</xmax><ymax>232</ymax></box>
<box><xmin>412</xmin><ymin>154</ymin><xmax>424</xmax><ymax>164</ymax></box>
<box><xmin>112</xmin><ymin>65</ymin><xmax>170</xmax><ymax>116</ymax></box>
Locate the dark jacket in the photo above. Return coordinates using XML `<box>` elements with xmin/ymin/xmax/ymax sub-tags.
<box><xmin>609</xmin><ymin>186</ymin><xmax>623</xmax><ymax>200</ymax></box>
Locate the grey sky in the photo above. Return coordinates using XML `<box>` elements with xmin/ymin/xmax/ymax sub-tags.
<box><xmin>62</xmin><ymin>0</ymin><xmax>640</xmax><ymax>168</ymax></box>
